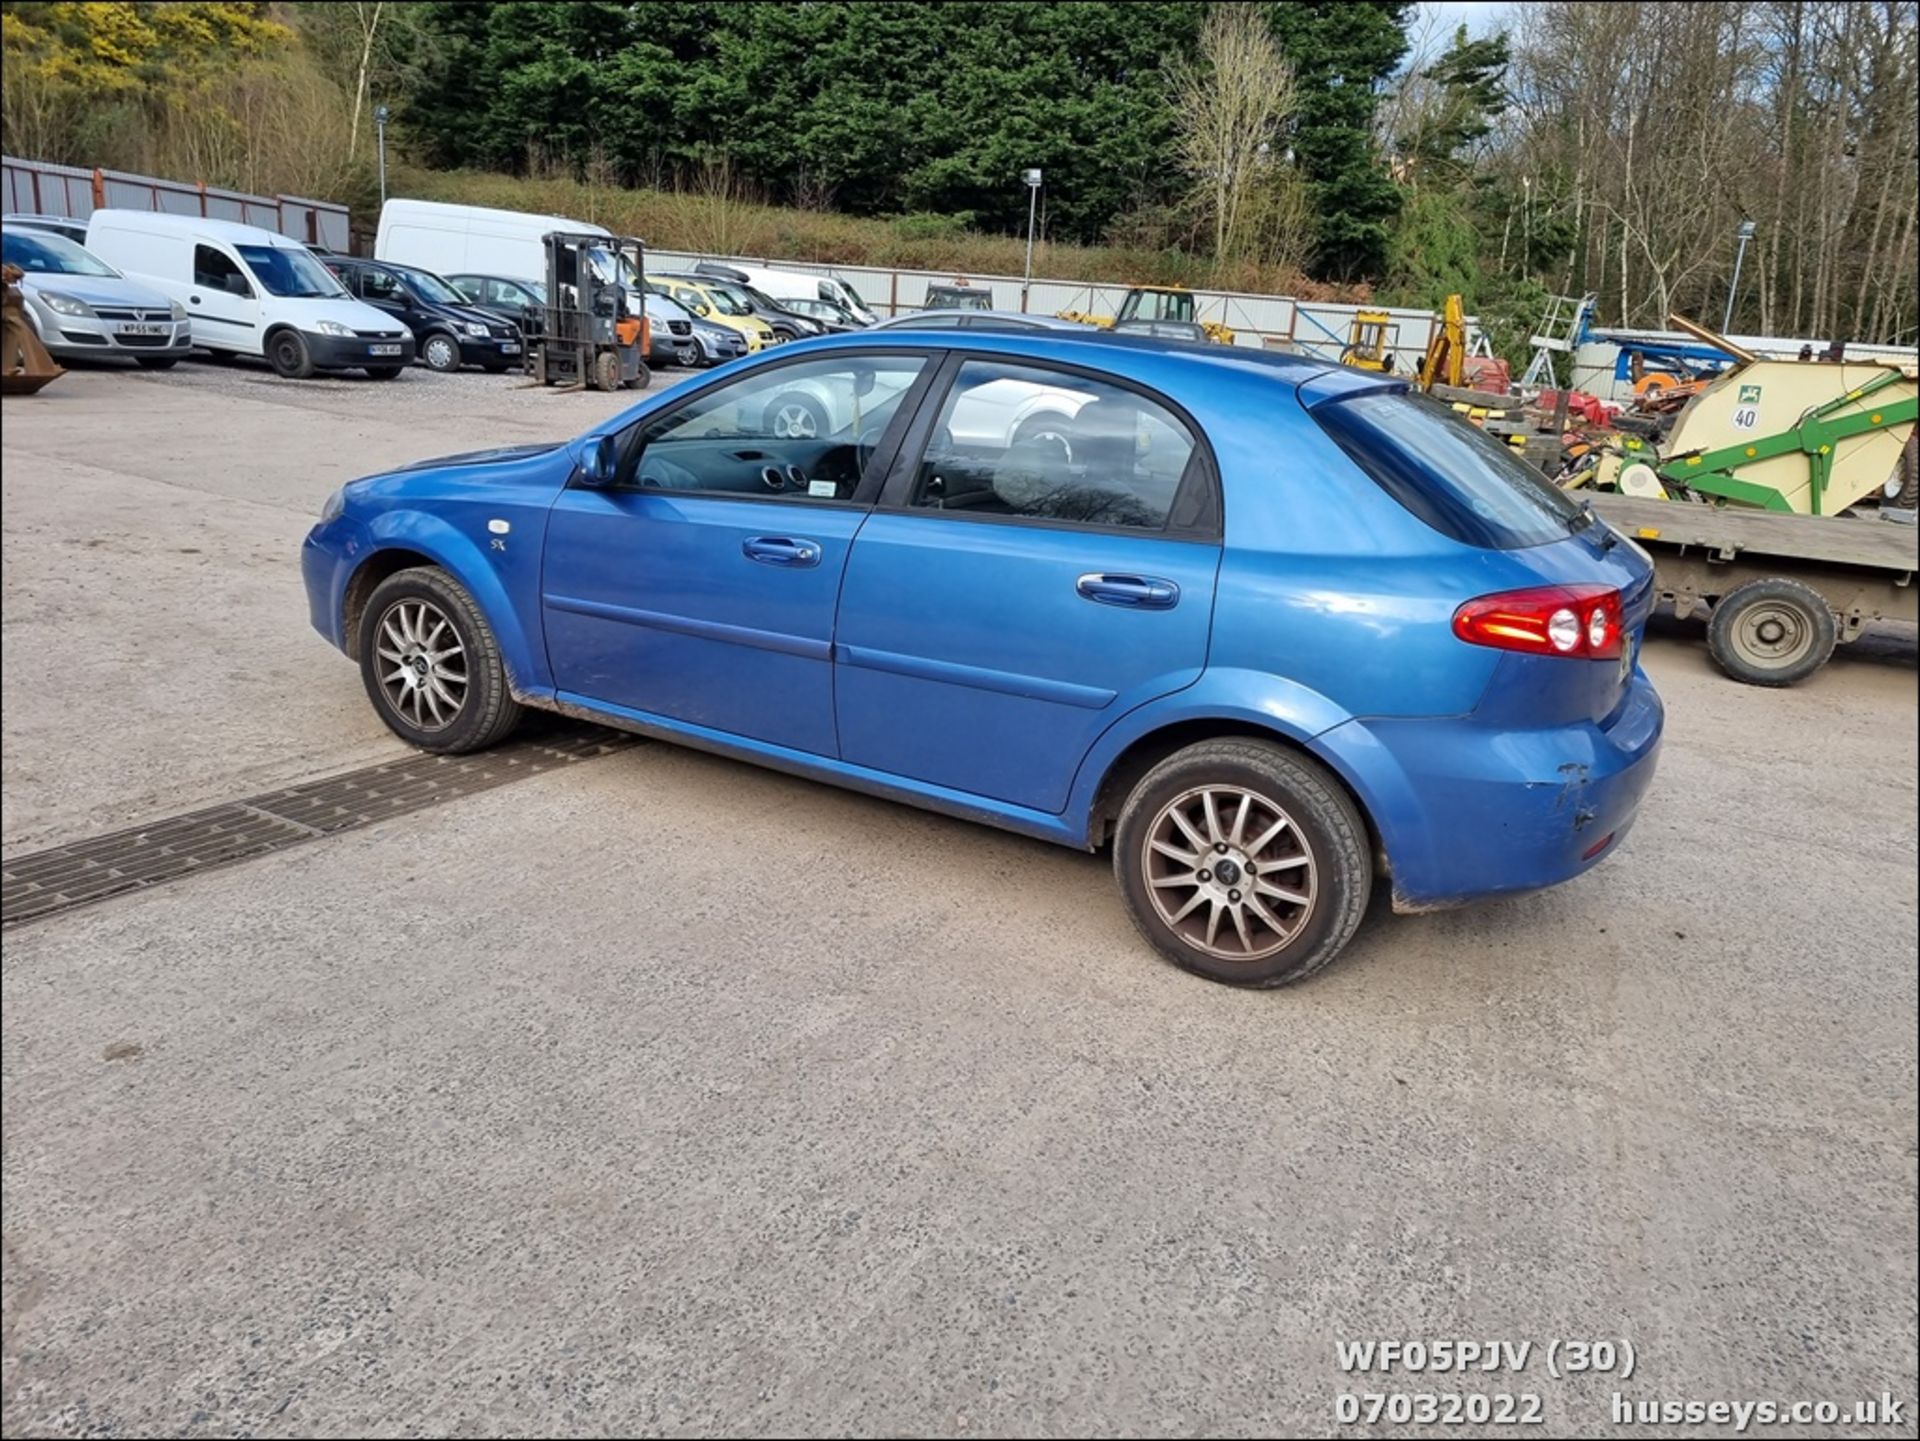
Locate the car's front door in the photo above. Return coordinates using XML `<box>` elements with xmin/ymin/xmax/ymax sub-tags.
<box><xmin>540</xmin><ymin>351</ymin><xmax>934</xmax><ymax>756</ymax></box>
<box><xmin>834</xmin><ymin>354</ymin><xmax>1223</xmax><ymax>814</ymax></box>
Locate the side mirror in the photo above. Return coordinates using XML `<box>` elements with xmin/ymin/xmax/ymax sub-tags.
<box><xmin>578</xmin><ymin>434</ymin><xmax>619</xmax><ymax>487</ymax></box>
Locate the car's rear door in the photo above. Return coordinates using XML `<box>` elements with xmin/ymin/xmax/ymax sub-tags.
<box><xmin>540</xmin><ymin>350</ymin><xmax>937</xmax><ymax>757</ymax></box>
<box><xmin>833</xmin><ymin>353</ymin><xmax>1224</xmax><ymax>814</ymax></box>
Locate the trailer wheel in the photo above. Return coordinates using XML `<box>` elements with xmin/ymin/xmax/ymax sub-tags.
<box><xmin>1892</xmin><ymin>433</ymin><xmax>1918</xmax><ymax>511</ymax></box>
<box><xmin>1707</xmin><ymin>577</ymin><xmax>1837</xmax><ymax>687</ymax></box>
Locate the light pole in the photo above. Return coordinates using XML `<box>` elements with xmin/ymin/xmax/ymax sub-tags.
<box><xmin>1021</xmin><ymin>168</ymin><xmax>1042</xmax><ymax>312</ymax></box>
<box><xmin>1723</xmin><ymin>219</ymin><xmax>1756</xmax><ymax>334</ymax></box>
<box><xmin>375</xmin><ymin>105</ymin><xmax>391</xmax><ymax>209</ymax></box>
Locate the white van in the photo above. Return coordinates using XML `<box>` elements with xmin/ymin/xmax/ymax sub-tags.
<box><xmin>692</xmin><ymin>259</ymin><xmax>877</xmax><ymax>326</ymax></box>
<box><xmin>84</xmin><ymin>211</ymin><xmax>414</xmax><ymax>378</ymax></box>
<box><xmin>377</xmin><ymin>198</ymin><xmax>604</xmax><ymax>282</ymax></box>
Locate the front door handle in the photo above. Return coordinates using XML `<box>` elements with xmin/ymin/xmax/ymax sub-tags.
<box><xmin>742</xmin><ymin>536</ymin><xmax>822</xmax><ymax>568</ymax></box>
<box><xmin>1076</xmin><ymin>573</ymin><xmax>1180</xmax><ymax>609</ymax></box>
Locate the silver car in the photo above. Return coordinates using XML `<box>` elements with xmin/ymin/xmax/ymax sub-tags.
<box><xmin>3</xmin><ymin>227</ymin><xmax>193</xmax><ymax>368</ymax></box>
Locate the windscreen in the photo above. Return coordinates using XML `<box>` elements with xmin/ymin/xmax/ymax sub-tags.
<box><xmin>396</xmin><ymin>265</ymin><xmax>465</xmax><ymax>305</ymax></box>
<box><xmin>1314</xmin><ymin>390</ymin><xmax>1585</xmax><ymax>550</ymax></box>
<box><xmin>2</xmin><ymin>229</ymin><xmax>119</xmax><ymax>277</ymax></box>
<box><xmin>236</xmin><ymin>245</ymin><xmax>346</xmax><ymax>299</ymax></box>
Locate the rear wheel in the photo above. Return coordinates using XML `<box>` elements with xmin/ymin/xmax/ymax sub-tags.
<box><xmin>422</xmin><ymin>332</ymin><xmax>462</xmax><ymax>372</ymax></box>
<box><xmin>267</xmin><ymin>328</ymin><xmax>314</xmax><ymax>379</ymax></box>
<box><xmin>1707</xmin><ymin>577</ymin><xmax>1837</xmax><ymax>686</ymax></box>
<box><xmin>357</xmin><ymin>567</ymin><xmax>523</xmax><ymax>754</ymax></box>
<box><xmin>1114</xmin><ymin>739</ymin><xmax>1371</xmax><ymax>987</ymax></box>
<box><xmin>622</xmin><ymin>361</ymin><xmax>650</xmax><ymax>391</ymax></box>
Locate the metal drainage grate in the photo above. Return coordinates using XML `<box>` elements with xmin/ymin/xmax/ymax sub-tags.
<box><xmin>1</xmin><ymin>725</ymin><xmax>637</xmax><ymax>929</ymax></box>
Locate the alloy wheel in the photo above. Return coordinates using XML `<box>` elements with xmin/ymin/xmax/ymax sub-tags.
<box><xmin>1142</xmin><ymin>784</ymin><xmax>1317</xmax><ymax>961</ymax></box>
<box><xmin>374</xmin><ymin>598</ymin><xmax>469</xmax><ymax>731</ymax></box>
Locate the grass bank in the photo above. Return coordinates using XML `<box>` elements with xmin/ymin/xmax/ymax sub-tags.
<box><xmin>384</xmin><ymin>164</ymin><xmax>1365</xmax><ymax>301</ymax></box>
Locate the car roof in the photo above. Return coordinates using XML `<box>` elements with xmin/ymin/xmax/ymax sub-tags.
<box><xmin>784</xmin><ymin>325</ymin><xmax>1376</xmax><ymax>397</ymax></box>
<box><xmin>84</xmin><ymin>210</ymin><xmax>302</xmax><ymax>246</ymax></box>
<box><xmin>873</xmin><ymin>309</ymin><xmax>1089</xmax><ymax>331</ymax></box>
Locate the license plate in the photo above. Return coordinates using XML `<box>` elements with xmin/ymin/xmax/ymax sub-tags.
<box><xmin>119</xmin><ymin>323</ymin><xmax>168</xmax><ymax>336</ymax></box>
<box><xmin>499</xmin><ymin>342</ymin><xmax>521</xmax><ymax>354</ymax></box>
<box><xmin>369</xmin><ymin>343</ymin><xmax>403</xmax><ymax>356</ymax></box>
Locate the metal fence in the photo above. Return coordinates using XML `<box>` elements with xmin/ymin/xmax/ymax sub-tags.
<box><xmin>3</xmin><ymin>155</ymin><xmax>350</xmax><ymax>252</ymax></box>
<box><xmin>649</xmin><ymin>248</ymin><xmax>1469</xmax><ymax>368</ymax></box>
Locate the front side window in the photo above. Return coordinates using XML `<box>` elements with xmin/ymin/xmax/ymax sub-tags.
<box><xmin>235</xmin><ymin>244</ymin><xmax>345</xmax><ymax>299</ymax></box>
<box><xmin>193</xmin><ymin>244</ymin><xmax>250</xmax><ymax>295</ymax></box>
<box><xmin>358</xmin><ymin>266</ymin><xmax>402</xmax><ymax>302</ymax></box>
<box><xmin>622</xmin><ymin>355</ymin><xmax>927</xmax><ymax>502</ymax></box>
<box><xmin>1</xmin><ymin>230</ymin><xmax>119</xmax><ymax>277</ymax></box>
<box><xmin>908</xmin><ymin>359</ymin><xmax>1198</xmax><ymax>531</ymax></box>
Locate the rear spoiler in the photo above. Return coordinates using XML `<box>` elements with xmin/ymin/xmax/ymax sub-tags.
<box><xmin>1295</xmin><ymin>368</ymin><xmax>1410</xmax><ymax>411</ymax></box>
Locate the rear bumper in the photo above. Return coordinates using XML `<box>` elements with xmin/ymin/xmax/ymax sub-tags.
<box><xmin>1317</xmin><ymin>671</ymin><xmax>1665</xmax><ymax>910</ymax></box>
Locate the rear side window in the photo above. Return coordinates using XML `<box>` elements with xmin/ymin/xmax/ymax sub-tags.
<box><xmin>909</xmin><ymin>359</ymin><xmax>1201</xmax><ymax>532</ymax></box>
<box><xmin>1314</xmin><ymin>390</ymin><xmax>1583</xmax><ymax>549</ymax></box>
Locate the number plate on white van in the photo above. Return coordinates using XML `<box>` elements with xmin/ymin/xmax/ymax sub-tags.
<box><xmin>369</xmin><ymin>343</ymin><xmax>403</xmax><ymax>356</ymax></box>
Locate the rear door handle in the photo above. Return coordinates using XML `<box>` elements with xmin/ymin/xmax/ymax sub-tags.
<box><xmin>742</xmin><ymin>536</ymin><xmax>822</xmax><ymax>568</ymax></box>
<box><xmin>1076</xmin><ymin>573</ymin><xmax>1180</xmax><ymax>609</ymax></box>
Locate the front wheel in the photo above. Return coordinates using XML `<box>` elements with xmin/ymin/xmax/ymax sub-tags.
<box><xmin>591</xmin><ymin>349</ymin><xmax>622</xmax><ymax>392</ymax></box>
<box><xmin>357</xmin><ymin>567</ymin><xmax>523</xmax><ymax>754</ymax></box>
<box><xmin>267</xmin><ymin>328</ymin><xmax>314</xmax><ymax>379</ymax></box>
<box><xmin>1114</xmin><ymin>740</ymin><xmax>1372</xmax><ymax>987</ymax></box>
<box><xmin>421</xmin><ymin>332</ymin><xmax>462</xmax><ymax>372</ymax></box>
<box><xmin>1707</xmin><ymin>576</ymin><xmax>1837</xmax><ymax>686</ymax></box>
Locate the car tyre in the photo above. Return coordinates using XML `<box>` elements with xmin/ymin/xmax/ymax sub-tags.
<box><xmin>1707</xmin><ymin>576</ymin><xmax>1836</xmax><ymax>686</ymax></box>
<box><xmin>134</xmin><ymin>356</ymin><xmax>180</xmax><ymax>370</ymax></box>
<box><xmin>364</xmin><ymin>366</ymin><xmax>404</xmax><ymax>381</ymax></box>
<box><xmin>267</xmin><ymin>328</ymin><xmax>315</xmax><ymax>379</ymax></box>
<box><xmin>1114</xmin><ymin>739</ymin><xmax>1372</xmax><ymax>987</ymax></box>
<box><xmin>357</xmin><ymin>566</ymin><xmax>523</xmax><ymax>754</ymax></box>
<box><xmin>422</xmin><ymin>332</ymin><xmax>462</xmax><ymax>372</ymax></box>
<box><xmin>763</xmin><ymin>391</ymin><xmax>830</xmax><ymax>439</ymax></box>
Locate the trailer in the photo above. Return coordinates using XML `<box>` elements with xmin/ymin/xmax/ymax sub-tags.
<box><xmin>1591</xmin><ymin>492</ymin><xmax>1916</xmax><ymax>685</ymax></box>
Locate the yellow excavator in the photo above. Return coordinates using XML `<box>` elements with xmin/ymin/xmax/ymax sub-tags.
<box><xmin>1058</xmin><ymin>285</ymin><xmax>1236</xmax><ymax>345</ymax></box>
<box><xmin>1338</xmin><ymin>294</ymin><xmax>1473</xmax><ymax>389</ymax></box>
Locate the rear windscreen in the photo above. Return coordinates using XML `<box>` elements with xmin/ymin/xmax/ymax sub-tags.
<box><xmin>1313</xmin><ymin>390</ymin><xmax>1584</xmax><ymax>549</ymax></box>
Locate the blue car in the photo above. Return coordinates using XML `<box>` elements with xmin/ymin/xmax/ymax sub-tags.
<box><xmin>303</xmin><ymin>332</ymin><xmax>1663</xmax><ymax>986</ymax></box>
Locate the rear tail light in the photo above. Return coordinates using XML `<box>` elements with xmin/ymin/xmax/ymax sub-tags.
<box><xmin>1453</xmin><ymin>585</ymin><xmax>1624</xmax><ymax>660</ymax></box>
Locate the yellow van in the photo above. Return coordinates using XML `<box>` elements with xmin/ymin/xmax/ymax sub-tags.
<box><xmin>647</xmin><ymin>276</ymin><xmax>774</xmax><ymax>352</ymax></box>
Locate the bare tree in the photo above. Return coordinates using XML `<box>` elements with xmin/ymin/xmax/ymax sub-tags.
<box><xmin>1166</xmin><ymin>5</ymin><xmax>1302</xmax><ymax>262</ymax></box>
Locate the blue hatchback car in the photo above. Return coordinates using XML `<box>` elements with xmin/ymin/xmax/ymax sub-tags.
<box><xmin>303</xmin><ymin>331</ymin><xmax>1663</xmax><ymax>986</ymax></box>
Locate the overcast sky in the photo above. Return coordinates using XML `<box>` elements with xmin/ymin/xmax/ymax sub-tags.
<box><xmin>1416</xmin><ymin>0</ymin><xmax>1513</xmax><ymax>41</ymax></box>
